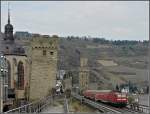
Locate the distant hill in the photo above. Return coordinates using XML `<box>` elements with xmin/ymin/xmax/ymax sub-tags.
<box><xmin>58</xmin><ymin>37</ymin><xmax>149</xmax><ymax>89</ymax></box>
<box><xmin>1</xmin><ymin>33</ymin><xmax>148</xmax><ymax>89</ymax></box>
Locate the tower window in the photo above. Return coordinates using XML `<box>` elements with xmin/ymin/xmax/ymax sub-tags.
<box><xmin>43</xmin><ymin>50</ymin><xmax>46</xmax><ymax>56</ymax></box>
<box><xmin>7</xmin><ymin>61</ymin><xmax>11</xmax><ymax>88</ymax></box>
<box><xmin>17</xmin><ymin>61</ymin><xmax>24</xmax><ymax>90</ymax></box>
<box><xmin>50</xmin><ymin>52</ymin><xmax>54</xmax><ymax>55</ymax></box>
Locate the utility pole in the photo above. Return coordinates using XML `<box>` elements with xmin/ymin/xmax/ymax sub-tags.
<box><xmin>148</xmin><ymin>41</ymin><xmax>150</xmax><ymax>114</ymax></box>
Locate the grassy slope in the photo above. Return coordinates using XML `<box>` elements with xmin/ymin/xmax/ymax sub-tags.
<box><xmin>18</xmin><ymin>38</ymin><xmax>149</xmax><ymax>89</ymax></box>
<box><xmin>59</xmin><ymin>38</ymin><xmax>149</xmax><ymax>89</ymax></box>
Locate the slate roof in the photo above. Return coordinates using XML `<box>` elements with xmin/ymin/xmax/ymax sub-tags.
<box><xmin>0</xmin><ymin>32</ymin><xmax>26</xmax><ymax>55</ymax></box>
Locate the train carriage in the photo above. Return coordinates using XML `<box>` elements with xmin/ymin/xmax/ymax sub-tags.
<box><xmin>83</xmin><ymin>90</ymin><xmax>128</xmax><ymax>107</ymax></box>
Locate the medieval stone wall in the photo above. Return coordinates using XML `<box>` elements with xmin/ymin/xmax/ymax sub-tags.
<box><xmin>79</xmin><ymin>58</ymin><xmax>89</xmax><ymax>91</ymax></box>
<box><xmin>29</xmin><ymin>36</ymin><xmax>58</xmax><ymax>101</ymax></box>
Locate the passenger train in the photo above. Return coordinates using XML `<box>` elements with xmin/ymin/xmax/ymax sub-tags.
<box><xmin>83</xmin><ymin>90</ymin><xmax>128</xmax><ymax>107</ymax></box>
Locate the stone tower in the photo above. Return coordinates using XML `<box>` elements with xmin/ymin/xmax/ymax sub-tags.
<box><xmin>29</xmin><ymin>35</ymin><xmax>58</xmax><ymax>101</ymax></box>
<box><xmin>79</xmin><ymin>58</ymin><xmax>89</xmax><ymax>91</ymax></box>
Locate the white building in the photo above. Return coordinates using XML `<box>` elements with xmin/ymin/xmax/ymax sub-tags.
<box><xmin>121</xmin><ymin>87</ymin><xmax>129</xmax><ymax>93</ymax></box>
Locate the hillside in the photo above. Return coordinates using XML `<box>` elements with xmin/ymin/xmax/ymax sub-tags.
<box><xmin>58</xmin><ymin>37</ymin><xmax>149</xmax><ymax>89</ymax></box>
<box><xmin>12</xmin><ymin>36</ymin><xmax>149</xmax><ymax>90</ymax></box>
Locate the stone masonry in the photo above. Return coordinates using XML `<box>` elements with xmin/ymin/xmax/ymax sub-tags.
<box><xmin>79</xmin><ymin>58</ymin><xmax>89</xmax><ymax>91</ymax></box>
<box><xmin>29</xmin><ymin>36</ymin><xmax>58</xmax><ymax>101</ymax></box>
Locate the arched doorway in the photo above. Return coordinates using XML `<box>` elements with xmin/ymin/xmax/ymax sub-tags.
<box><xmin>17</xmin><ymin>61</ymin><xmax>24</xmax><ymax>90</ymax></box>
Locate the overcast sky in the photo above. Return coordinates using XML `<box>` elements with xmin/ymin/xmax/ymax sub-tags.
<box><xmin>1</xmin><ymin>1</ymin><xmax>149</xmax><ymax>40</ymax></box>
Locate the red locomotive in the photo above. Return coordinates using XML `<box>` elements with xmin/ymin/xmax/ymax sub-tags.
<box><xmin>83</xmin><ymin>90</ymin><xmax>128</xmax><ymax>107</ymax></box>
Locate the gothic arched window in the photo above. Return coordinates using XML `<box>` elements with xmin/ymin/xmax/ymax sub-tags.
<box><xmin>17</xmin><ymin>61</ymin><xmax>24</xmax><ymax>90</ymax></box>
<box><xmin>7</xmin><ymin>60</ymin><xmax>11</xmax><ymax>88</ymax></box>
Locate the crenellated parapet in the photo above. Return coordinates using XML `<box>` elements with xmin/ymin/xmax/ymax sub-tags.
<box><xmin>31</xmin><ymin>35</ymin><xmax>58</xmax><ymax>50</ymax></box>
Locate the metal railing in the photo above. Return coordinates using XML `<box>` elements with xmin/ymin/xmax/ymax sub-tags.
<box><xmin>4</xmin><ymin>96</ymin><xmax>52</xmax><ymax>113</ymax></box>
<box><xmin>64</xmin><ymin>96</ymin><xmax>69</xmax><ymax>114</ymax></box>
<box><xmin>129</xmin><ymin>104</ymin><xmax>150</xmax><ymax>113</ymax></box>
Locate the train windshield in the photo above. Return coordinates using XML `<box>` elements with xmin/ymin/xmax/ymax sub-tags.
<box><xmin>117</xmin><ymin>94</ymin><xmax>126</xmax><ymax>98</ymax></box>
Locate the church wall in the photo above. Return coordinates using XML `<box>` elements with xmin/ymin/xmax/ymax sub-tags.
<box><xmin>5</xmin><ymin>55</ymin><xmax>29</xmax><ymax>99</ymax></box>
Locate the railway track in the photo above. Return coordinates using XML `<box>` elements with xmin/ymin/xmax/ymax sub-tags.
<box><xmin>72</xmin><ymin>93</ymin><xmax>122</xmax><ymax>113</ymax></box>
<box><xmin>71</xmin><ymin>93</ymin><xmax>147</xmax><ymax>114</ymax></box>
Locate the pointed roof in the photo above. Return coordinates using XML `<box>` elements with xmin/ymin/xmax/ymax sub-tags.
<box><xmin>8</xmin><ymin>3</ymin><xmax>10</xmax><ymax>24</ymax></box>
<box><xmin>4</xmin><ymin>3</ymin><xmax>14</xmax><ymax>41</ymax></box>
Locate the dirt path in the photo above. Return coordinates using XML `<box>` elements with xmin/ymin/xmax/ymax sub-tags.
<box><xmin>42</xmin><ymin>104</ymin><xmax>64</xmax><ymax>113</ymax></box>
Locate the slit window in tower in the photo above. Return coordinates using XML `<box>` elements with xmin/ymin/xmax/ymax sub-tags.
<box><xmin>50</xmin><ymin>51</ymin><xmax>54</xmax><ymax>55</ymax></box>
<box><xmin>43</xmin><ymin>50</ymin><xmax>46</xmax><ymax>56</ymax></box>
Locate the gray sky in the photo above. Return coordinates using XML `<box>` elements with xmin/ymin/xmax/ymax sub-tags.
<box><xmin>1</xmin><ymin>1</ymin><xmax>149</xmax><ymax>40</ymax></box>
